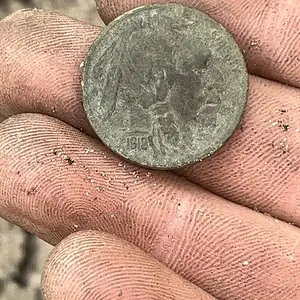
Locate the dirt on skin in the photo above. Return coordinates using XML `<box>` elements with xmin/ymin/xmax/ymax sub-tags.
<box><xmin>0</xmin><ymin>0</ymin><xmax>104</xmax><ymax>25</ymax></box>
<box><xmin>0</xmin><ymin>1</ymin><xmax>104</xmax><ymax>299</ymax></box>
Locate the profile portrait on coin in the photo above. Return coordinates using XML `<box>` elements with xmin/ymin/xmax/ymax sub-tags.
<box><xmin>99</xmin><ymin>27</ymin><xmax>225</xmax><ymax>156</ymax></box>
<box><xmin>83</xmin><ymin>4</ymin><xmax>248</xmax><ymax>169</ymax></box>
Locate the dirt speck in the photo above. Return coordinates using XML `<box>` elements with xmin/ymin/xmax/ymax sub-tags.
<box><xmin>278</xmin><ymin>108</ymin><xmax>287</xmax><ymax>113</ymax></box>
<box><xmin>65</xmin><ymin>157</ymin><xmax>74</xmax><ymax>165</ymax></box>
<box><xmin>282</xmin><ymin>124</ymin><xmax>290</xmax><ymax>131</ymax></box>
<box><xmin>242</xmin><ymin>261</ymin><xmax>249</xmax><ymax>266</ymax></box>
<box><xmin>27</xmin><ymin>187</ymin><xmax>37</xmax><ymax>196</ymax></box>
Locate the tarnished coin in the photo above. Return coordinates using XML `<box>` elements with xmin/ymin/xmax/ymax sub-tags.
<box><xmin>82</xmin><ymin>4</ymin><xmax>248</xmax><ymax>170</ymax></box>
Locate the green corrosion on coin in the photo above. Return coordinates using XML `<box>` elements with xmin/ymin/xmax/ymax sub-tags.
<box><xmin>82</xmin><ymin>3</ymin><xmax>249</xmax><ymax>170</ymax></box>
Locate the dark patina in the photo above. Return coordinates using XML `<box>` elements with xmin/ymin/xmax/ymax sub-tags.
<box><xmin>82</xmin><ymin>4</ymin><xmax>248</xmax><ymax>169</ymax></box>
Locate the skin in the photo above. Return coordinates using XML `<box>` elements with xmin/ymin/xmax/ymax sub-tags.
<box><xmin>0</xmin><ymin>0</ymin><xmax>299</xmax><ymax>299</ymax></box>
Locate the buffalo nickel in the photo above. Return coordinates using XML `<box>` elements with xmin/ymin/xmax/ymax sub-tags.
<box><xmin>82</xmin><ymin>4</ymin><xmax>248</xmax><ymax>170</ymax></box>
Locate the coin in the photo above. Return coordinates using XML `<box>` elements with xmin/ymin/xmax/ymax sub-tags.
<box><xmin>82</xmin><ymin>4</ymin><xmax>248</xmax><ymax>170</ymax></box>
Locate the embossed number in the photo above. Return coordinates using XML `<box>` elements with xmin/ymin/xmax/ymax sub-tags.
<box><xmin>127</xmin><ymin>137</ymin><xmax>149</xmax><ymax>150</ymax></box>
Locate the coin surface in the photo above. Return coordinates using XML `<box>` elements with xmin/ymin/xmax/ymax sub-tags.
<box><xmin>82</xmin><ymin>4</ymin><xmax>248</xmax><ymax>170</ymax></box>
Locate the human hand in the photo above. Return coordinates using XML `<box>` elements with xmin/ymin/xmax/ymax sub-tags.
<box><xmin>0</xmin><ymin>0</ymin><xmax>299</xmax><ymax>299</ymax></box>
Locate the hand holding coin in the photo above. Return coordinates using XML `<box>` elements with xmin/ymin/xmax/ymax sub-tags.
<box><xmin>0</xmin><ymin>0</ymin><xmax>299</xmax><ymax>299</ymax></box>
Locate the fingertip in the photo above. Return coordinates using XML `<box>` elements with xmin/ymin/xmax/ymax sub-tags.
<box><xmin>96</xmin><ymin>0</ymin><xmax>300</xmax><ymax>87</ymax></box>
<box><xmin>0</xmin><ymin>8</ymin><xmax>101</xmax><ymax>134</ymax></box>
<box><xmin>42</xmin><ymin>230</ymin><xmax>214</xmax><ymax>300</ymax></box>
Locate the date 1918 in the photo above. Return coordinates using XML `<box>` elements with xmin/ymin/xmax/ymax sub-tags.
<box><xmin>127</xmin><ymin>136</ymin><xmax>151</xmax><ymax>151</ymax></box>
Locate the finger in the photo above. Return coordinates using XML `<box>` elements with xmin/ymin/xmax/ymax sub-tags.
<box><xmin>176</xmin><ymin>76</ymin><xmax>300</xmax><ymax>226</ymax></box>
<box><xmin>42</xmin><ymin>231</ymin><xmax>215</xmax><ymax>300</ymax></box>
<box><xmin>0</xmin><ymin>9</ymin><xmax>101</xmax><ymax>133</ymax></box>
<box><xmin>1</xmin><ymin>11</ymin><xmax>300</xmax><ymax>225</ymax></box>
<box><xmin>1</xmin><ymin>114</ymin><xmax>300</xmax><ymax>300</ymax></box>
<box><xmin>96</xmin><ymin>0</ymin><xmax>300</xmax><ymax>88</ymax></box>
